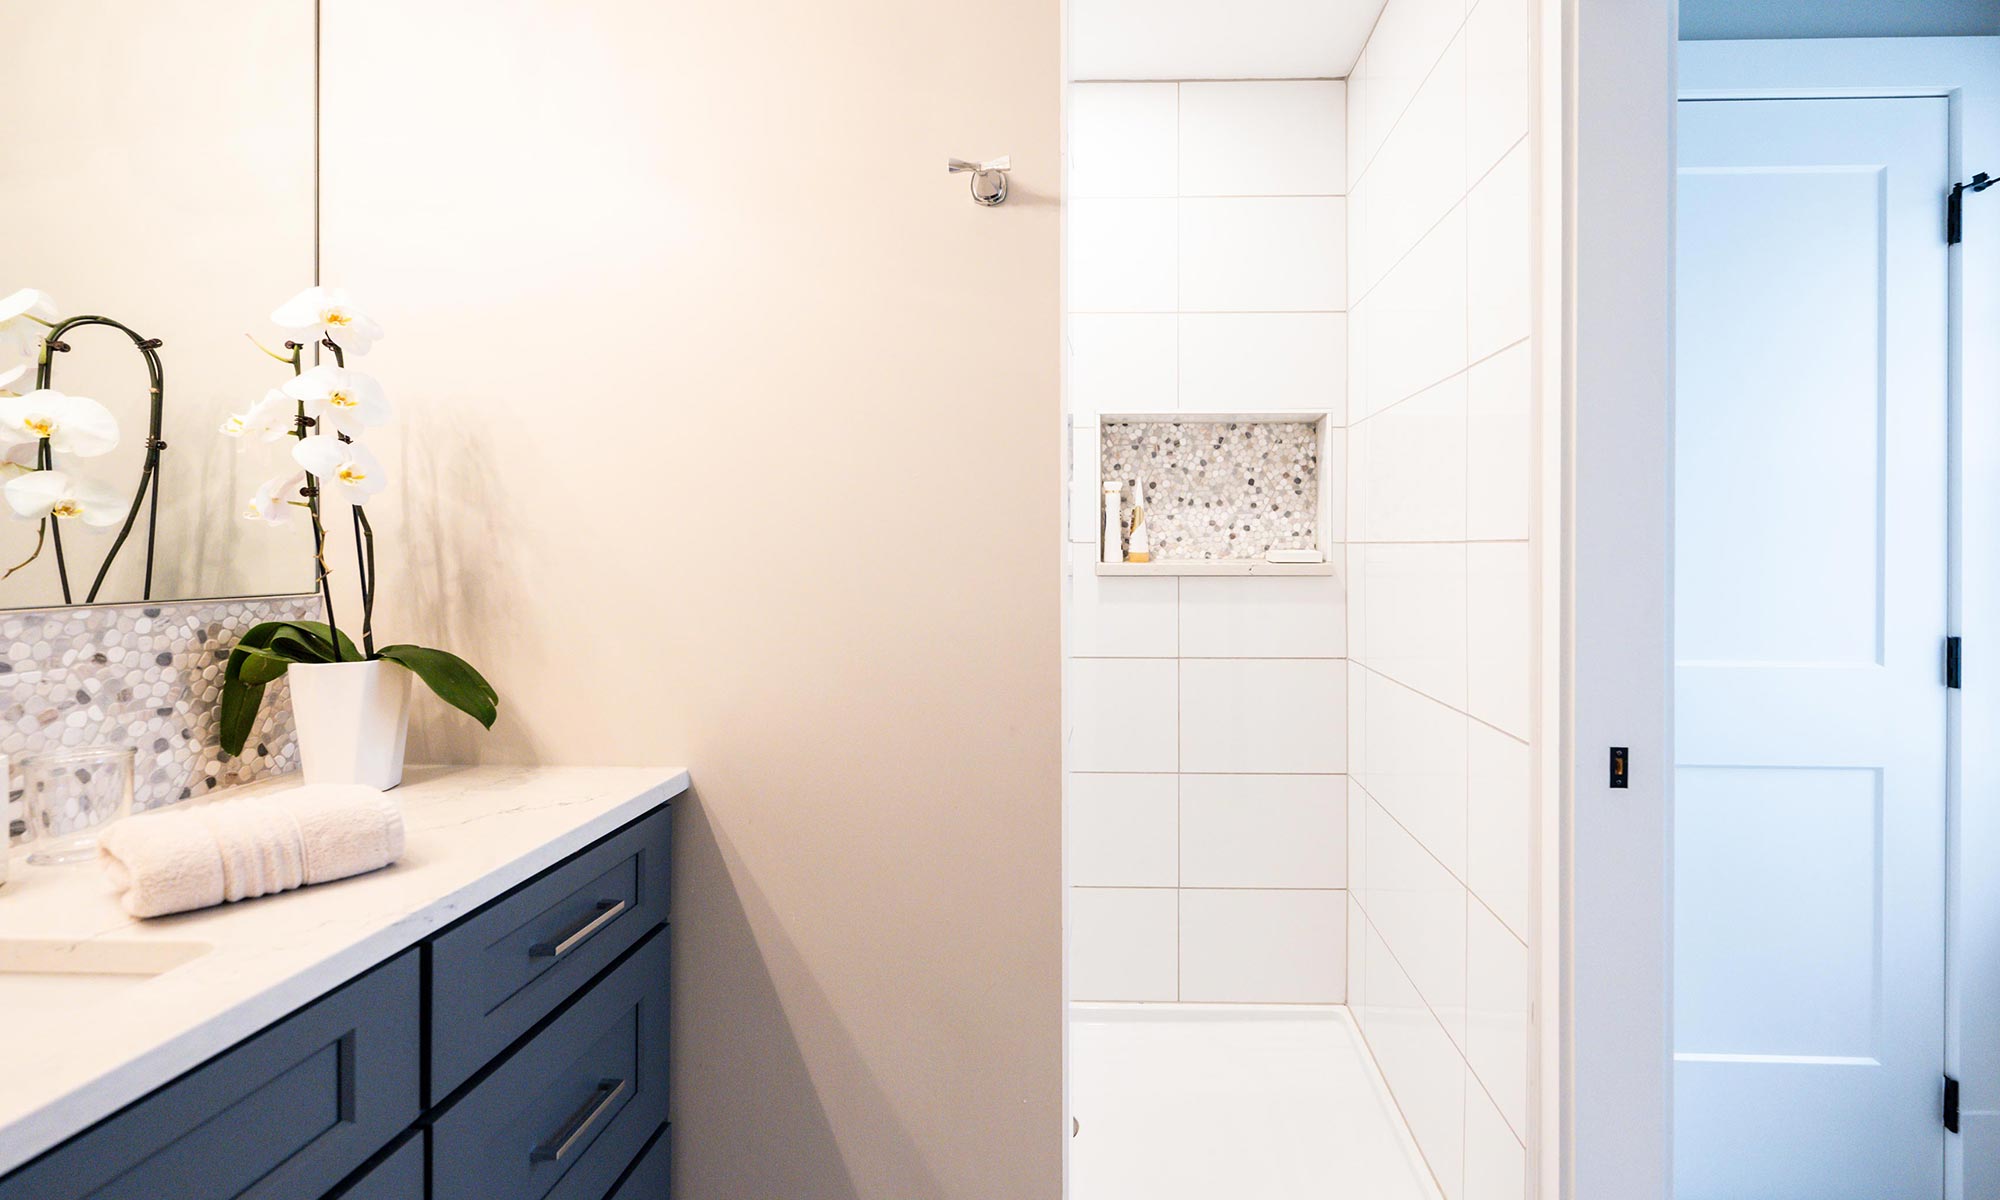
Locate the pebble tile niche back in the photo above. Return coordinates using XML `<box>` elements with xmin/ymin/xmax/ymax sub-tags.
<box><xmin>1094</xmin><ymin>411</ymin><xmax>1336</xmax><ymax>576</ymax></box>
<box><xmin>2</xmin><ymin>596</ymin><xmax>315</xmax><ymax>831</ymax></box>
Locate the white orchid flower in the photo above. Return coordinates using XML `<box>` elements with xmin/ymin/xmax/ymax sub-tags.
<box><xmin>292</xmin><ymin>434</ymin><xmax>385</xmax><ymax>505</ymax></box>
<box><xmin>281</xmin><ymin>365</ymin><xmax>390</xmax><ymax>437</ymax></box>
<box><xmin>220</xmin><ymin>388</ymin><xmax>296</xmax><ymax>444</ymax></box>
<box><xmin>3</xmin><ymin>470</ymin><xmax>121</xmax><ymax>528</ymax></box>
<box><xmin>0</xmin><ymin>363</ymin><xmax>30</xmax><ymax>396</ymax></box>
<box><xmin>0</xmin><ymin>289</ymin><xmax>57</xmax><ymax>360</ymax></box>
<box><xmin>244</xmin><ymin>469</ymin><xmax>307</xmax><ymax>525</ymax></box>
<box><xmin>0</xmin><ymin>441</ymin><xmax>35</xmax><ymax>483</ymax></box>
<box><xmin>271</xmin><ymin>287</ymin><xmax>383</xmax><ymax>356</ymax></box>
<box><xmin>0</xmin><ymin>389</ymin><xmax>118</xmax><ymax>456</ymax></box>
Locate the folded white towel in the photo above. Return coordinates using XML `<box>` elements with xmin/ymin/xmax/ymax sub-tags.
<box><xmin>98</xmin><ymin>785</ymin><xmax>406</xmax><ymax>918</ymax></box>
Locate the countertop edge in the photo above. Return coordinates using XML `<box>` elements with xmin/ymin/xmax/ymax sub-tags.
<box><xmin>0</xmin><ymin>768</ymin><xmax>689</xmax><ymax>1176</ymax></box>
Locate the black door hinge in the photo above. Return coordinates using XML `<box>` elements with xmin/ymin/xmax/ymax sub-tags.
<box><xmin>1950</xmin><ymin>173</ymin><xmax>1996</xmax><ymax>245</ymax></box>
<box><xmin>1945</xmin><ymin>1075</ymin><xmax>1961</xmax><ymax>1133</ymax></box>
<box><xmin>1947</xmin><ymin>637</ymin><xmax>1963</xmax><ymax>689</ymax></box>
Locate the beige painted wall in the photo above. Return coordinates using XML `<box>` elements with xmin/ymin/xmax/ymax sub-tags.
<box><xmin>319</xmin><ymin>2</ymin><xmax>1063</xmax><ymax>1196</ymax></box>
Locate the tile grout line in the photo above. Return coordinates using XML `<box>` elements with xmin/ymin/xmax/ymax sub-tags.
<box><xmin>1348</xmin><ymin>334</ymin><xmax>1530</xmax><ymax>432</ymax></box>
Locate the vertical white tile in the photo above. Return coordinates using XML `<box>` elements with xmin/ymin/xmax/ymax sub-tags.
<box><xmin>1180</xmin><ymin>658</ymin><xmax>1346</xmax><ymax>774</ymax></box>
<box><xmin>1069</xmin><ymin>314</ymin><xmax>1178</xmax><ymax>417</ymax></box>
<box><xmin>1358</xmin><ymin>918</ymin><xmax>1467</xmax><ymax>1198</ymax></box>
<box><xmin>1179</xmin><ymin>197</ymin><xmax>1345</xmax><ymax>312</ymax></box>
<box><xmin>1354</xmin><ymin>35</ymin><xmax>1466</xmax><ymax>297</ymax></box>
<box><xmin>1466</xmin><ymin>142</ymin><xmax>1531</xmax><ymax>361</ymax></box>
<box><xmin>1466</xmin><ymin>340</ymin><xmax>1532</xmax><ymax>541</ymax></box>
<box><xmin>1465</xmin><ymin>901</ymin><xmax>1529</xmax><ymax>1136</ymax></box>
<box><xmin>1180</xmin><ymin>889</ymin><xmax>1345</xmax><ymax>1002</ymax></box>
<box><xmin>1180</xmin><ymin>774</ymin><xmax>1346</xmax><ymax>888</ymax></box>
<box><xmin>1362</xmin><ymin>670</ymin><xmax>1469</xmax><ymax>875</ymax></box>
<box><xmin>1347</xmin><ymin>625</ymin><xmax>1370</xmax><ymax>776</ymax></box>
<box><xmin>1356</xmin><ymin>0</ymin><xmax>1468</xmax><ymax>181</ymax></box>
<box><xmin>1178</xmin><ymin>313</ymin><xmax>1347</xmax><ymax>412</ymax></box>
<box><xmin>1346</xmin><ymin>291</ymin><xmax>1372</xmax><ymax>425</ymax></box>
<box><xmin>1179</xmin><ymin>81</ymin><xmax>1346</xmax><ymax>196</ymax></box>
<box><xmin>1346</xmin><ymin>897</ymin><xmax>1368</xmax><ymax>1014</ymax></box>
<box><xmin>1070</xmin><ymin>543</ymin><xmax>1178</xmax><ymax>657</ymax></box>
<box><xmin>1466</xmin><ymin>721</ymin><xmax>1531</xmax><ymax>938</ymax></box>
<box><xmin>1070</xmin><ymin>198</ymin><xmax>1178</xmax><ymax>313</ymax></box>
<box><xmin>1466</xmin><ymin>542</ymin><xmax>1531</xmax><ymax>738</ymax></box>
<box><xmin>1179</xmin><ymin>572</ymin><xmax>1346</xmax><ymax>658</ymax></box>
<box><xmin>1356</xmin><ymin>542</ymin><xmax>1468</xmax><ymax>707</ymax></box>
<box><xmin>1350</xmin><ymin>373</ymin><xmax>1468</xmax><ymax>542</ymax></box>
<box><xmin>1071</xmin><ymin>658</ymin><xmax>1179</xmax><ymax>771</ymax></box>
<box><xmin>1070</xmin><ymin>887</ymin><xmax>1179</xmax><ymax>1001</ymax></box>
<box><xmin>1463</xmin><ymin>0</ymin><xmax>1529</xmax><ymax>181</ymax></box>
<box><xmin>1069</xmin><ymin>773</ymin><xmax>1179</xmax><ymax>887</ymax></box>
<box><xmin>1348</xmin><ymin>776</ymin><xmax>1370</xmax><ymax>895</ymax></box>
<box><xmin>1069</xmin><ymin>82</ymin><xmax>1179</xmax><ymax>199</ymax></box>
<box><xmin>1359</xmin><ymin>207</ymin><xmax>1468</xmax><ymax>417</ymax></box>
<box><xmin>1346</xmin><ymin>48</ymin><xmax>1372</xmax><ymax>191</ymax></box>
<box><xmin>1464</xmin><ymin>1079</ymin><xmax>1527</xmax><ymax>1200</ymax></box>
<box><xmin>1069</xmin><ymin>420</ymin><xmax>1105</xmax><ymax>544</ymax></box>
<box><xmin>1365</xmin><ymin>796</ymin><xmax>1469</xmax><ymax>1045</ymax></box>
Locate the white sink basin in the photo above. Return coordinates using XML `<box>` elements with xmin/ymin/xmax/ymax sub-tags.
<box><xmin>0</xmin><ymin>937</ymin><xmax>210</xmax><ymax>1005</ymax></box>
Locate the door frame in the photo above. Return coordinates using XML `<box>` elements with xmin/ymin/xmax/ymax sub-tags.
<box><xmin>1558</xmin><ymin>28</ymin><xmax>2000</xmax><ymax>1200</ymax></box>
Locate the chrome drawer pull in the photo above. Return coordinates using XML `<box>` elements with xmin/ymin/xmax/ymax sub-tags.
<box><xmin>530</xmin><ymin>1077</ymin><xmax>629</xmax><ymax>1164</ymax></box>
<box><xmin>530</xmin><ymin>899</ymin><xmax>628</xmax><ymax>960</ymax></box>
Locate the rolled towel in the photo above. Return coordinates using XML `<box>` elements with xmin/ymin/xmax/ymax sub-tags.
<box><xmin>98</xmin><ymin>785</ymin><xmax>405</xmax><ymax>918</ymax></box>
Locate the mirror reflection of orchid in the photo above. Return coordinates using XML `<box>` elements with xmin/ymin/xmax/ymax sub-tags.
<box><xmin>217</xmin><ymin>286</ymin><xmax>497</xmax><ymax>757</ymax></box>
<box><xmin>0</xmin><ymin>291</ymin><xmax>153</xmax><ymax>600</ymax></box>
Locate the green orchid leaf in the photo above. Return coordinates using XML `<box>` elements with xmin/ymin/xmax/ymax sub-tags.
<box><xmin>269</xmin><ymin>632</ymin><xmax>335</xmax><ymax>664</ymax></box>
<box><xmin>281</xmin><ymin>619</ymin><xmax>362</xmax><ymax>662</ymax></box>
<box><xmin>219</xmin><ymin>619</ymin><xmax>359</xmax><ymax>756</ymax></box>
<box><xmin>378</xmin><ymin>644</ymin><xmax>499</xmax><ymax>730</ymax></box>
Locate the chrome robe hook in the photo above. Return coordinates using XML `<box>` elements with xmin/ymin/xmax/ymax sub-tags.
<box><xmin>948</xmin><ymin>156</ymin><xmax>1011</xmax><ymax>206</ymax></box>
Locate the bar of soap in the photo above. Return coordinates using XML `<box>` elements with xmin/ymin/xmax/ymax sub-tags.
<box><xmin>1265</xmin><ymin>549</ymin><xmax>1325</xmax><ymax>564</ymax></box>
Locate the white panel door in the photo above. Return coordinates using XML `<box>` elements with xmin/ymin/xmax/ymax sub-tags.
<box><xmin>1675</xmin><ymin>96</ymin><xmax>1950</xmax><ymax>1199</ymax></box>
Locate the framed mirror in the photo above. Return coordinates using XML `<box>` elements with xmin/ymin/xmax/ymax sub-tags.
<box><xmin>0</xmin><ymin>0</ymin><xmax>320</xmax><ymax>609</ymax></box>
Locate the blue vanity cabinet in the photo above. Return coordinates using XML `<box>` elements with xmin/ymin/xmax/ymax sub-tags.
<box><xmin>0</xmin><ymin>801</ymin><xmax>672</xmax><ymax>1200</ymax></box>
<box><xmin>0</xmin><ymin>951</ymin><xmax>422</xmax><ymax>1200</ymax></box>
<box><xmin>328</xmin><ymin>1133</ymin><xmax>425</xmax><ymax>1200</ymax></box>
<box><xmin>428</xmin><ymin>806</ymin><xmax>672</xmax><ymax>1104</ymax></box>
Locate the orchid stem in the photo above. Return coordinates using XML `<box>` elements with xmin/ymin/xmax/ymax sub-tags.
<box><xmin>2</xmin><ymin>520</ymin><xmax>46</xmax><ymax>580</ymax></box>
<box><xmin>288</xmin><ymin>341</ymin><xmax>345</xmax><ymax>662</ymax></box>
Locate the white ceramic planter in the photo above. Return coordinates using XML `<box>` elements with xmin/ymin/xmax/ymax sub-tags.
<box><xmin>286</xmin><ymin>659</ymin><xmax>413</xmax><ymax>790</ymax></box>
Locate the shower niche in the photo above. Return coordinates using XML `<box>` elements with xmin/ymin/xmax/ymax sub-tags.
<box><xmin>1092</xmin><ymin>410</ymin><xmax>1335</xmax><ymax>576</ymax></box>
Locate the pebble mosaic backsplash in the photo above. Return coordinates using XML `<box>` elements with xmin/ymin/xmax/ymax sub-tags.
<box><xmin>3</xmin><ymin>595</ymin><xmax>318</xmax><ymax>833</ymax></box>
<box><xmin>1100</xmin><ymin>420</ymin><xmax>1321</xmax><ymax>561</ymax></box>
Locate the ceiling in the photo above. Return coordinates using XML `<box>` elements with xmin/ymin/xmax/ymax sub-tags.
<box><xmin>1681</xmin><ymin>0</ymin><xmax>2000</xmax><ymax>40</ymax></box>
<box><xmin>1069</xmin><ymin>0</ymin><xmax>1392</xmax><ymax>81</ymax></box>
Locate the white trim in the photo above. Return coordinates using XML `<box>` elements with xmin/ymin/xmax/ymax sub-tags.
<box><xmin>1558</xmin><ymin>2</ymin><xmax>1677</xmax><ymax>1199</ymax></box>
<box><xmin>1557</xmin><ymin>29</ymin><xmax>2000</xmax><ymax>1200</ymax></box>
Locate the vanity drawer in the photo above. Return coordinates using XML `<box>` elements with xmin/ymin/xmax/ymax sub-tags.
<box><xmin>0</xmin><ymin>950</ymin><xmax>420</xmax><ymax>1200</ymax></box>
<box><xmin>607</xmin><ymin>1125</ymin><xmax>669</xmax><ymax>1200</ymax></box>
<box><xmin>429</xmin><ymin>805</ymin><xmax>670</xmax><ymax>1101</ymax></box>
<box><xmin>326</xmin><ymin>1131</ymin><xmax>424</xmax><ymax>1200</ymax></box>
<box><xmin>430</xmin><ymin>930</ymin><xmax>669</xmax><ymax>1200</ymax></box>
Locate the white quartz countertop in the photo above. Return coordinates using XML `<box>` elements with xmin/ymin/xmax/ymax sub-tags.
<box><xmin>0</xmin><ymin>763</ymin><xmax>688</xmax><ymax>1176</ymax></box>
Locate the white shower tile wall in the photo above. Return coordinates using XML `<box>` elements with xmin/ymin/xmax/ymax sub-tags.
<box><xmin>2</xmin><ymin>595</ymin><xmax>316</xmax><ymax>833</ymax></box>
<box><xmin>1347</xmin><ymin>0</ymin><xmax>1534</xmax><ymax>1194</ymax></box>
<box><xmin>1066</xmin><ymin>77</ymin><xmax>1349</xmax><ymax>1005</ymax></box>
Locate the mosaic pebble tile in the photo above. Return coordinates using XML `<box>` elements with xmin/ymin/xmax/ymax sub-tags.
<box><xmin>2</xmin><ymin>596</ymin><xmax>317</xmax><ymax>836</ymax></box>
<box><xmin>1101</xmin><ymin>420</ymin><xmax>1320</xmax><ymax>561</ymax></box>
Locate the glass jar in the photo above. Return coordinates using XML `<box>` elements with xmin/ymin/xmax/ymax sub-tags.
<box><xmin>21</xmin><ymin>746</ymin><xmax>135</xmax><ymax>866</ymax></box>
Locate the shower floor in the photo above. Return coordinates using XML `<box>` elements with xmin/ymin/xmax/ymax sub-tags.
<box><xmin>1069</xmin><ymin>1004</ymin><xmax>1442</xmax><ymax>1200</ymax></box>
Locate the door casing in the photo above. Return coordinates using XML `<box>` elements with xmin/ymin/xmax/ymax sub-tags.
<box><xmin>1557</xmin><ymin>28</ymin><xmax>2000</xmax><ymax>1200</ymax></box>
